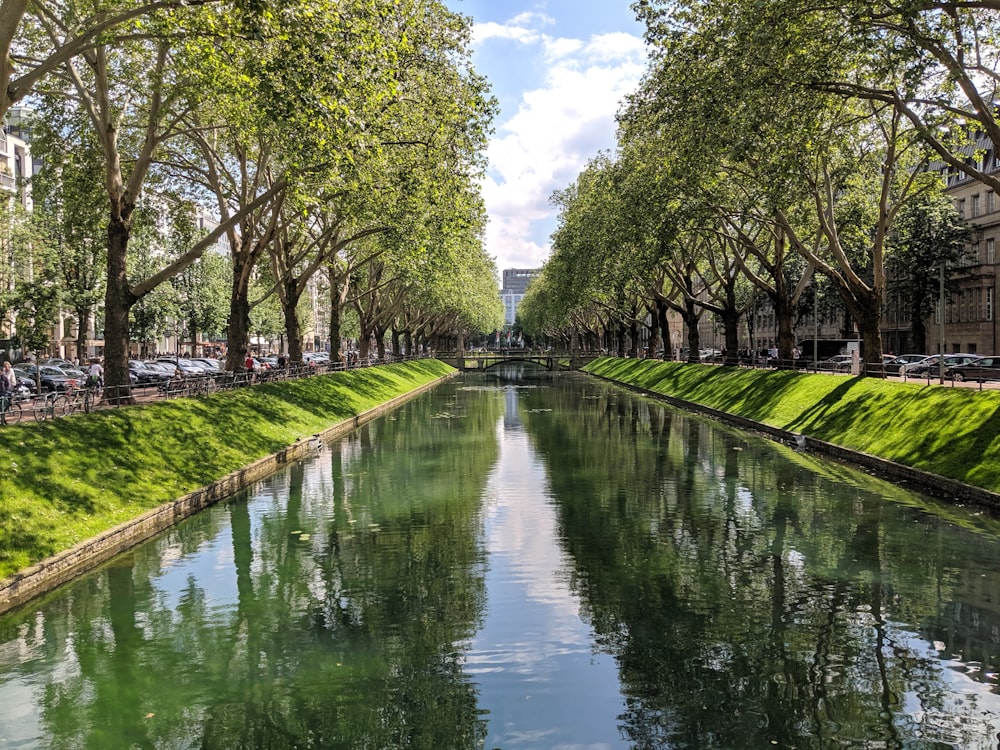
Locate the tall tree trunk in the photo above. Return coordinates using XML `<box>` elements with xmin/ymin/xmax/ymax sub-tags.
<box><xmin>226</xmin><ymin>256</ymin><xmax>253</xmax><ymax>372</ymax></box>
<box><xmin>282</xmin><ymin>286</ymin><xmax>303</xmax><ymax>363</ymax></box>
<box><xmin>683</xmin><ymin>299</ymin><xmax>700</xmax><ymax>362</ymax></box>
<box><xmin>75</xmin><ymin>307</ymin><xmax>91</xmax><ymax>363</ymax></box>
<box><xmin>103</xmin><ymin>220</ymin><xmax>135</xmax><ymax>402</ymax></box>
<box><xmin>721</xmin><ymin>308</ymin><xmax>740</xmax><ymax>366</ymax></box>
<box><xmin>656</xmin><ymin>299</ymin><xmax>670</xmax><ymax>360</ymax></box>
<box><xmin>645</xmin><ymin>313</ymin><xmax>659</xmax><ymax>358</ymax></box>
<box><xmin>837</xmin><ymin>285</ymin><xmax>885</xmax><ymax>377</ymax></box>
<box><xmin>772</xmin><ymin>296</ymin><xmax>797</xmax><ymax>367</ymax></box>
<box><xmin>328</xmin><ymin>276</ymin><xmax>342</xmax><ymax>362</ymax></box>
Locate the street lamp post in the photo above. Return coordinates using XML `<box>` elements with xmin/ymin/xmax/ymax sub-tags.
<box><xmin>939</xmin><ymin>262</ymin><xmax>945</xmax><ymax>384</ymax></box>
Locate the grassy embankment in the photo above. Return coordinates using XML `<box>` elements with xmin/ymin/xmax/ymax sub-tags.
<box><xmin>585</xmin><ymin>357</ymin><xmax>1000</xmax><ymax>495</ymax></box>
<box><xmin>0</xmin><ymin>359</ymin><xmax>454</xmax><ymax>579</ymax></box>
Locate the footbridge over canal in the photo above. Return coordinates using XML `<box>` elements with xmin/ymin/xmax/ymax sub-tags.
<box><xmin>437</xmin><ymin>350</ymin><xmax>601</xmax><ymax>372</ymax></box>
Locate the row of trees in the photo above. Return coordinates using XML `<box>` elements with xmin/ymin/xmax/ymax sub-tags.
<box><xmin>519</xmin><ymin>0</ymin><xmax>993</xmax><ymax>373</ymax></box>
<box><xmin>0</xmin><ymin>0</ymin><xmax>504</xmax><ymax>395</ymax></box>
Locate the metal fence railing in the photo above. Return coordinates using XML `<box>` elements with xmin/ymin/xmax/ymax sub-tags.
<box><xmin>0</xmin><ymin>353</ymin><xmax>431</xmax><ymax>425</ymax></box>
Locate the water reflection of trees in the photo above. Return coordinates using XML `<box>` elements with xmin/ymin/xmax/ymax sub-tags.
<box><xmin>0</xmin><ymin>382</ymin><xmax>503</xmax><ymax>749</ymax></box>
<box><xmin>519</xmin><ymin>375</ymin><xmax>1000</xmax><ymax>749</ymax></box>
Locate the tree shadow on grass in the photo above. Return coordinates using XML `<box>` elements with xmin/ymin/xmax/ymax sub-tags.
<box><xmin>782</xmin><ymin>378</ymin><xmax>866</xmax><ymax>435</ymax></box>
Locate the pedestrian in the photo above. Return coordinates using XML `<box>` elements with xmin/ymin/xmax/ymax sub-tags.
<box><xmin>87</xmin><ymin>358</ymin><xmax>104</xmax><ymax>389</ymax></box>
<box><xmin>1</xmin><ymin>360</ymin><xmax>15</xmax><ymax>392</ymax></box>
<box><xmin>0</xmin><ymin>361</ymin><xmax>17</xmax><ymax>411</ymax></box>
<box><xmin>244</xmin><ymin>351</ymin><xmax>256</xmax><ymax>382</ymax></box>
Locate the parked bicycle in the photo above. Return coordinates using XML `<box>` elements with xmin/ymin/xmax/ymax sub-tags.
<box><xmin>83</xmin><ymin>376</ymin><xmax>104</xmax><ymax>413</ymax></box>
<box><xmin>32</xmin><ymin>391</ymin><xmax>66</xmax><ymax>421</ymax></box>
<box><xmin>0</xmin><ymin>392</ymin><xmax>24</xmax><ymax>425</ymax></box>
<box><xmin>58</xmin><ymin>377</ymin><xmax>104</xmax><ymax>416</ymax></box>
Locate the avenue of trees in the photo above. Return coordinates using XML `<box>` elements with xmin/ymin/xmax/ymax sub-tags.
<box><xmin>519</xmin><ymin>0</ymin><xmax>990</xmax><ymax>374</ymax></box>
<box><xmin>0</xmin><ymin>0</ymin><xmax>504</xmax><ymax>396</ymax></box>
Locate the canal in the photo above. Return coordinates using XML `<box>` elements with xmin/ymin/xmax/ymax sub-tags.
<box><xmin>2</xmin><ymin>368</ymin><xmax>1000</xmax><ymax>749</ymax></box>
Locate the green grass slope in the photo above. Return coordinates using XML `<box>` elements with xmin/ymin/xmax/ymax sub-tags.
<box><xmin>0</xmin><ymin>360</ymin><xmax>454</xmax><ymax>579</ymax></box>
<box><xmin>585</xmin><ymin>357</ymin><xmax>1000</xmax><ymax>495</ymax></box>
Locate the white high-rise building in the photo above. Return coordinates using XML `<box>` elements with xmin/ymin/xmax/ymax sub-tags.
<box><xmin>500</xmin><ymin>268</ymin><xmax>539</xmax><ymax>326</ymax></box>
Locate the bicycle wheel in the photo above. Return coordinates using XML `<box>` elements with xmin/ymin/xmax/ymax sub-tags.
<box><xmin>33</xmin><ymin>397</ymin><xmax>52</xmax><ymax>421</ymax></box>
<box><xmin>5</xmin><ymin>400</ymin><xmax>22</xmax><ymax>424</ymax></box>
<box><xmin>55</xmin><ymin>394</ymin><xmax>74</xmax><ymax>417</ymax></box>
<box><xmin>84</xmin><ymin>389</ymin><xmax>94</xmax><ymax>413</ymax></box>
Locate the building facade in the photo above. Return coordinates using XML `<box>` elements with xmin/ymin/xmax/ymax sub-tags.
<box><xmin>500</xmin><ymin>268</ymin><xmax>540</xmax><ymax>326</ymax></box>
<box><xmin>939</xmin><ymin>152</ymin><xmax>1000</xmax><ymax>356</ymax></box>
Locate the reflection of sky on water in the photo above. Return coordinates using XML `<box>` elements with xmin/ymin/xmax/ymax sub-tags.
<box><xmin>468</xmin><ymin>387</ymin><xmax>626</xmax><ymax>749</ymax></box>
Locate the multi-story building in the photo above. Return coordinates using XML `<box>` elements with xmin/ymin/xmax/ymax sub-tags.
<box><xmin>938</xmin><ymin>148</ymin><xmax>1000</xmax><ymax>356</ymax></box>
<box><xmin>0</xmin><ymin>108</ymin><xmax>35</xmax><ymax>363</ymax></box>
<box><xmin>500</xmin><ymin>268</ymin><xmax>539</xmax><ymax>326</ymax></box>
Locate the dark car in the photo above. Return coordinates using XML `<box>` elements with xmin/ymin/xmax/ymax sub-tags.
<box><xmin>156</xmin><ymin>357</ymin><xmax>208</xmax><ymax>377</ymax></box>
<box><xmin>906</xmin><ymin>353</ymin><xmax>980</xmax><ymax>377</ymax></box>
<box><xmin>946</xmin><ymin>356</ymin><xmax>1000</xmax><ymax>382</ymax></box>
<box><xmin>191</xmin><ymin>357</ymin><xmax>223</xmax><ymax>373</ymax></box>
<box><xmin>20</xmin><ymin>364</ymin><xmax>80</xmax><ymax>392</ymax></box>
<box><xmin>11</xmin><ymin>367</ymin><xmax>37</xmax><ymax>394</ymax></box>
<box><xmin>130</xmin><ymin>359</ymin><xmax>171</xmax><ymax>385</ymax></box>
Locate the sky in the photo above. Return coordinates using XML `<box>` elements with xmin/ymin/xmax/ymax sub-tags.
<box><xmin>444</xmin><ymin>0</ymin><xmax>649</xmax><ymax>281</ymax></box>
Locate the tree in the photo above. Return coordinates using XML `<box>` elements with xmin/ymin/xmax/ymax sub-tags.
<box><xmin>887</xmin><ymin>191</ymin><xmax>971</xmax><ymax>353</ymax></box>
<box><xmin>40</xmin><ymin>3</ymin><xmax>254</xmax><ymax>395</ymax></box>
<box><xmin>631</xmin><ymin>0</ymin><xmax>937</xmax><ymax>374</ymax></box>
<box><xmin>30</xmin><ymin>95</ymin><xmax>107</xmax><ymax>361</ymax></box>
<box><xmin>12</xmin><ymin>269</ymin><xmax>60</xmax><ymax>381</ymax></box>
<box><xmin>4</xmin><ymin>0</ymin><xmax>227</xmax><ymax>122</ymax></box>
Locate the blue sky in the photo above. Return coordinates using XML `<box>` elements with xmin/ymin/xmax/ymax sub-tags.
<box><xmin>444</xmin><ymin>0</ymin><xmax>649</xmax><ymax>278</ymax></box>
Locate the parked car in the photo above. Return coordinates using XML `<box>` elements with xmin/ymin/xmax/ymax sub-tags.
<box><xmin>884</xmin><ymin>353</ymin><xmax>928</xmax><ymax>375</ymax></box>
<box><xmin>906</xmin><ymin>353</ymin><xmax>980</xmax><ymax>377</ymax></box>
<box><xmin>156</xmin><ymin>357</ymin><xmax>208</xmax><ymax>377</ymax></box>
<box><xmin>38</xmin><ymin>357</ymin><xmax>77</xmax><ymax>369</ymax></box>
<box><xmin>11</xmin><ymin>366</ymin><xmax>37</xmax><ymax>394</ymax></box>
<box><xmin>946</xmin><ymin>356</ymin><xmax>1000</xmax><ymax>382</ymax></box>
<box><xmin>191</xmin><ymin>357</ymin><xmax>222</xmax><ymax>373</ymax></box>
<box><xmin>897</xmin><ymin>354</ymin><xmax>940</xmax><ymax>376</ymax></box>
<box><xmin>130</xmin><ymin>359</ymin><xmax>171</xmax><ymax>384</ymax></box>
<box><xmin>19</xmin><ymin>364</ymin><xmax>80</xmax><ymax>392</ymax></box>
<box><xmin>144</xmin><ymin>360</ymin><xmax>176</xmax><ymax>377</ymax></box>
<box><xmin>816</xmin><ymin>354</ymin><xmax>855</xmax><ymax>372</ymax></box>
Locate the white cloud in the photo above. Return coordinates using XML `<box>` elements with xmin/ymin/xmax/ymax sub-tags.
<box><xmin>473</xmin><ymin>11</ymin><xmax>552</xmax><ymax>45</ymax></box>
<box><xmin>474</xmin><ymin>20</ymin><xmax>647</xmax><ymax>275</ymax></box>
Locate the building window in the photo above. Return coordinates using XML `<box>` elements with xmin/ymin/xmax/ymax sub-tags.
<box><xmin>972</xmin><ymin>194</ymin><xmax>981</xmax><ymax>216</ymax></box>
<box><xmin>958</xmin><ymin>198</ymin><xmax>966</xmax><ymax>217</ymax></box>
<box><xmin>989</xmin><ymin>191</ymin><xmax>997</xmax><ymax>214</ymax></box>
<box><xmin>988</xmin><ymin>238</ymin><xmax>996</xmax><ymax>264</ymax></box>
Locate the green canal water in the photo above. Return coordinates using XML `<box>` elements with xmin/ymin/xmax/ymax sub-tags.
<box><xmin>2</xmin><ymin>369</ymin><xmax>1000</xmax><ymax>749</ymax></box>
